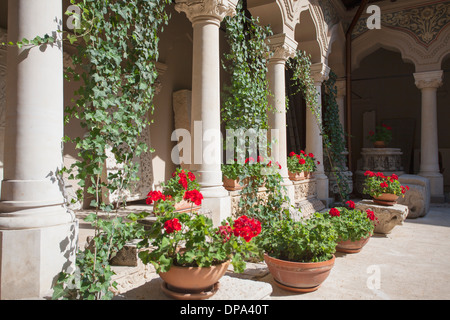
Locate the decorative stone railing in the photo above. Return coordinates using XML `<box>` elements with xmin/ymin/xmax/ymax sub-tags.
<box><xmin>229</xmin><ymin>178</ymin><xmax>325</xmax><ymax>219</ymax></box>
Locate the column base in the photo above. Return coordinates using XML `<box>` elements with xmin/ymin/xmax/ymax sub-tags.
<box><xmin>418</xmin><ymin>172</ymin><xmax>444</xmax><ymax>203</ymax></box>
<box><xmin>200</xmin><ymin>186</ymin><xmax>231</xmax><ymax>226</ymax></box>
<box><xmin>281</xmin><ymin>177</ymin><xmax>295</xmax><ymax>206</ymax></box>
<box><xmin>315</xmin><ymin>173</ymin><xmax>332</xmax><ymax>207</ymax></box>
<box><xmin>0</xmin><ymin>219</ymin><xmax>78</xmax><ymax>300</ymax></box>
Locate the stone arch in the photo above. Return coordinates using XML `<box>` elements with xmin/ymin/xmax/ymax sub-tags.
<box><xmin>294</xmin><ymin>0</ymin><xmax>333</xmax><ymax>65</ymax></box>
<box><xmin>352</xmin><ymin>24</ymin><xmax>450</xmax><ymax>73</ymax></box>
<box><xmin>327</xmin><ymin>22</ymin><xmax>346</xmax><ymax>77</ymax></box>
<box><xmin>247</xmin><ymin>0</ymin><xmax>301</xmax><ymax>38</ymax></box>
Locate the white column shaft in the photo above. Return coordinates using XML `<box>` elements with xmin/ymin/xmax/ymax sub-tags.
<box><xmin>419</xmin><ymin>86</ymin><xmax>440</xmax><ymax>174</ymax></box>
<box><xmin>268</xmin><ymin>60</ymin><xmax>289</xmax><ymax>180</ymax></box>
<box><xmin>306</xmin><ymin>83</ymin><xmax>326</xmax><ymax>176</ymax></box>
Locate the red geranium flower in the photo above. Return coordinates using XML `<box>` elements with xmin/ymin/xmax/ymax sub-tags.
<box><xmin>216</xmin><ymin>224</ymin><xmax>233</xmax><ymax>243</ymax></box>
<box><xmin>299</xmin><ymin>158</ymin><xmax>306</xmax><ymax>165</ymax></box>
<box><xmin>380</xmin><ymin>182</ymin><xmax>388</xmax><ymax>188</ymax></box>
<box><xmin>164</xmin><ymin>218</ymin><xmax>182</xmax><ymax>234</ymax></box>
<box><xmin>308</xmin><ymin>153</ymin><xmax>314</xmax><ymax>158</ymax></box>
<box><xmin>366</xmin><ymin>209</ymin><xmax>376</xmax><ymax>221</ymax></box>
<box><xmin>289</xmin><ymin>152</ymin><xmax>296</xmax><ymax>157</ymax></box>
<box><xmin>183</xmin><ymin>189</ymin><xmax>203</xmax><ymax>206</ymax></box>
<box><xmin>364</xmin><ymin>170</ymin><xmax>375</xmax><ymax>177</ymax></box>
<box><xmin>233</xmin><ymin>215</ymin><xmax>261</xmax><ymax>242</ymax></box>
<box><xmin>188</xmin><ymin>171</ymin><xmax>196</xmax><ymax>182</ymax></box>
<box><xmin>146</xmin><ymin>190</ymin><xmax>165</xmax><ymax>205</ymax></box>
<box><xmin>329</xmin><ymin>208</ymin><xmax>340</xmax><ymax>217</ymax></box>
<box><xmin>346</xmin><ymin>200</ymin><xmax>355</xmax><ymax>209</ymax></box>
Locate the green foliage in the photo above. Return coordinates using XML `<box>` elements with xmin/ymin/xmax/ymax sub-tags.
<box><xmin>137</xmin><ymin>211</ymin><xmax>261</xmax><ymax>274</ymax></box>
<box><xmin>52</xmin><ymin>0</ymin><xmax>171</xmax><ymax>300</ymax></box>
<box><xmin>322</xmin><ymin>206</ymin><xmax>375</xmax><ymax>242</ymax></box>
<box><xmin>363</xmin><ymin>171</ymin><xmax>408</xmax><ymax>197</ymax></box>
<box><xmin>222</xmin><ymin>2</ymin><xmax>273</xmax><ymax>132</ymax></box>
<box><xmin>287</xmin><ymin>51</ymin><xmax>350</xmax><ymax>202</ymax></box>
<box><xmin>257</xmin><ymin>213</ymin><xmax>338</xmax><ymax>263</ymax></box>
<box><xmin>367</xmin><ymin>124</ymin><xmax>393</xmax><ymax>144</ymax></box>
<box><xmin>287</xmin><ymin>151</ymin><xmax>317</xmax><ymax>174</ymax></box>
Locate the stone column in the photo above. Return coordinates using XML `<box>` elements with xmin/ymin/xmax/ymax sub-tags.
<box><xmin>175</xmin><ymin>0</ymin><xmax>237</xmax><ymax>225</ymax></box>
<box><xmin>0</xmin><ymin>0</ymin><xmax>77</xmax><ymax>299</ymax></box>
<box><xmin>306</xmin><ymin>63</ymin><xmax>330</xmax><ymax>205</ymax></box>
<box><xmin>266</xmin><ymin>33</ymin><xmax>297</xmax><ymax>205</ymax></box>
<box><xmin>414</xmin><ymin>70</ymin><xmax>444</xmax><ymax>202</ymax></box>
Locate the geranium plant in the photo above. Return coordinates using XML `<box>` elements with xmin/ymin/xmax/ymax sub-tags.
<box><xmin>367</xmin><ymin>124</ymin><xmax>393</xmax><ymax>144</ymax></box>
<box><xmin>257</xmin><ymin>214</ymin><xmax>337</xmax><ymax>263</ymax></box>
<box><xmin>323</xmin><ymin>201</ymin><xmax>376</xmax><ymax>242</ymax></box>
<box><xmin>134</xmin><ymin>170</ymin><xmax>262</xmax><ymax>274</ymax></box>
<box><xmin>287</xmin><ymin>151</ymin><xmax>318</xmax><ymax>174</ymax></box>
<box><xmin>363</xmin><ymin>171</ymin><xmax>409</xmax><ymax>197</ymax></box>
<box><xmin>137</xmin><ymin>210</ymin><xmax>261</xmax><ymax>274</ymax></box>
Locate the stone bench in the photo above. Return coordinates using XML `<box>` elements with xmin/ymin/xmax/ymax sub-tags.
<box><xmin>397</xmin><ymin>174</ymin><xmax>430</xmax><ymax>219</ymax></box>
<box><xmin>355</xmin><ymin>200</ymin><xmax>409</xmax><ymax>234</ymax></box>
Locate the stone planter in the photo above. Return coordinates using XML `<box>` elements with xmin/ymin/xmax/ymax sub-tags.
<box><xmin>336</xmin><ymin>236</ymin><xmax>371</xmax><ymax>254</ymax></box>
<box><xmin>354</xmin><ymin>200</ymin><xmax>408</xmax><ymax>234</ymax></box>
<box><xmin>159</xmin><ymin>260</ymin><xmax>230</xmax><ymax>300</ymax></box>
<box><xmin>264</xmin><ymin>254</ymin><xmax>335</xmax><ymax>293</ymax></box>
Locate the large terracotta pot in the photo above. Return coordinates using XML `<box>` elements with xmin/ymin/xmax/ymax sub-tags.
<box><xmin>288</xmin><ymin>171</ymin><xmax>305</xmax><ymax>181</ymax></box>
<box><xmin>264</xmin><ymin>254</ymin><xmax>335</xmax><ymax>293</ymax></box>
<box><xmin>336</xmin><ymin>235</ymin><xmax>371</xmax><ymax>254</ymax></box>
<box><xmin>174</xmin><ymin>200</ymin><xmax>200</xmax><ymax>213</ymax></box>
<box><xmin>159</xmin><ymin>260</ymin><xmax>230</xmax><ymax>299</ymax></box>
<box><xmin>373</xmin><ymin>193</ymin><xmax>399</xmax><ymax>206</ymax></box>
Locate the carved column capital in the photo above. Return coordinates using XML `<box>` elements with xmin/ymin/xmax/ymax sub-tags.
<box><xmin>266</xmin><ymin>33</ymin><xmax>298</xmax><ymax>63</ymax></box>
<box><xmin>175</xmin><ymin>0</ymin><xmax>238</xmax><ymax>24</ymax></box>
<box><xmin>414</xmin><ymin>70</ymin><xmax>443</xmax><ymax>90</ymax></box>
<box><xmin>310</xmin><ymin>63</ymin><xmax>330</xmax><ymax>85</ymax></box>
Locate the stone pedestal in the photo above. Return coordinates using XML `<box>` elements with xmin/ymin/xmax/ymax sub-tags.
<box><xmin>292</xmin><ymin>178</ymin><xmax>326</xmax><ymax>218</ymax></box>
<box><xmin>354</xmin><ymin>200</ymin><xmax>408</xmax><ymax>234</ymax></box>
<box><xmin>397</xmin><ymin>174</ymin><xmax>430</xmax><ymax>218</ymax></box>
<box><xmin>355</xmin><ymin>148</ymin><xmax>405</xmax><ymax>196</ymax></box>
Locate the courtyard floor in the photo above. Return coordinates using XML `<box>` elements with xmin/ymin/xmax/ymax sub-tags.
<box><xmin>76</xmin><ymin>203</ymin><xmax>450</xmax><ymax>301</ymax></box>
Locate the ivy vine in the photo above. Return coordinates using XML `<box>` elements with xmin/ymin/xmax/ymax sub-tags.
<box><xmin>287</xmin><ymin>50</ymin><xmax>350</xmax><ymax>203</ymax></box>
<box><xmin>52</xmin><ymin>0</ymin><xmax>171</xmax><ymax>300</ymax></box>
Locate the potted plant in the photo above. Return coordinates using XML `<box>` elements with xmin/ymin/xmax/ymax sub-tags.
<box><xmin>287</xmin><ymin>150</ymin><xmax>317</xmax><ymax>180</ymax></box>
<box><xmin>363</xmin><ymin>171</ymin><xmax>409</xmax><ymax>205</ymax></box>
<box><xmin>222</xmin><ymin>160</ymin><xmax>246</xmax><ymax>191</ymax></box>
<box><xmin>137</xmin><ymin>183</ymin><xmax>262</xmax><ymax>299</ymax></box>
<box><xmin>323</xmin><ymin>201</ymin><xmax>377</xmax><ymax>253</ymax></box>
<box><xmin>367</xmin><ymin>124</ymin><xmax>392</xmax><ymax>148</ymax></box>
<box><xmin>257</xmin><ymin>213</ymin><xmax>338</xmax><ymax>293</ymax></box>
<box><xmin>151</xmin><ymin>168</ymin><xmax>201</xmax><ymax>211</ymax></box>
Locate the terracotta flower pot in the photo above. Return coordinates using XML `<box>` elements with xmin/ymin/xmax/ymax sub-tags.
<box><xmin>174</xmin><ymin>200</ymin><xmax>200</xmax><ymax>213</ymax></box>
<box><xmin>159</xmin><ymin>260</ymin><xmax>230</xmax><ymax>299</ymax></box>
<box><xmin>373</xmin><ymin>193</ymin><xmax>399</xmax><ymax>206</ymax></box>
<box><xmin>264</xmin><ymin>254</ymin><xmax>335</xmax><ymax>293</ymax></box>
<box><xmin>223</xmin><ymin>176</ymin><xmax>244</xmax><ymax>191</ymax></box>
<box><xmin>336</xmin><ymin>235</ymin><xmax>371</xmax><ymax>254</ymax></box>
<box><xmin>288</xmin><ymin>171</ymin><xmax>305</xmax><ymax>181</ymax></box>
<box><xmin>374</xmin><ymin>141</ymin><xmax>385</xmax><ymax>148</ymax></box>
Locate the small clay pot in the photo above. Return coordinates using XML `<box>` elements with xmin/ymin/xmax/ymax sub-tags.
<box><xmin>373</xmin><ymin>193</ymin><xmax>399</xmax><ymax>206</ymax></box>
<box><xmin>288</xmin><ymin>171</ymin><xmax>306</xmax><ymax>181</ymax></box>
<box><xmin>223</xmin><ymin>177</ymin><xmax>244</xmax><ymax>191</ymax></box>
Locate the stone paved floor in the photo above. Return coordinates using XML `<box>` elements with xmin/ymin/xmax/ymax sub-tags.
<box><xmin>76</xmin><ymin>203</ymin><xmax>450</xmax><ymax>300</ymax></box>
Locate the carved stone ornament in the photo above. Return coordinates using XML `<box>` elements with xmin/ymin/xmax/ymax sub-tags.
<box><xmin>414</xmin><ymin>70</ymin><xmax>443</xmax><ymax>89</ymax></box>
<box><xmin>266</xmin><ymin>33</ymin><xmax>298</xmax><ymax>62</ymax></box>
<box><xmin>175</xmin><ymin>0</ymin><xmax>238</xmax><ymax>23</ymax></box>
